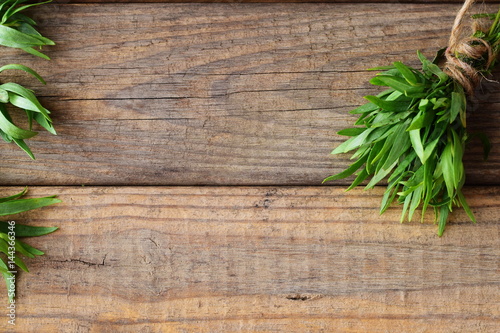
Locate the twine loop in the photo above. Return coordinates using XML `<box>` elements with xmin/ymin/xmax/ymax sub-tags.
<box><xmin>444</xmin><ymin>0</ymin><xmax>496</xmax><ymax>95</ymax></box>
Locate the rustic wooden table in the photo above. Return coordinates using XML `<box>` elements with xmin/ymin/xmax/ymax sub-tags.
<box><xmin>1</xmin><ymin>0</ymin><xmax>499</xmax><ymax>332</ymax></box>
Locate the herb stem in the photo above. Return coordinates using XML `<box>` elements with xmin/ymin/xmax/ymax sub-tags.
<box><xmin>488</xmin><ymin>8</ymin><xmax>500</xmax><ymax>36</ymax></box>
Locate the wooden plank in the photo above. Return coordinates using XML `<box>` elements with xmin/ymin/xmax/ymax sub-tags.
<box><xmin>0</xmin><ymin>3</ymin><xmax>499</xmax><ymax>186</ymax></box>
<box><xmin>1</xmin><ymin>186</ymin><xmax>498</xmax><ymax>332</ymax></box>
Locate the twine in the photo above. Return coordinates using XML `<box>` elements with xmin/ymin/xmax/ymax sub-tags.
<box><xmin>444</xmin><ymin>0</ymin><xmax>495</xmax><ymax>95</ymax></box>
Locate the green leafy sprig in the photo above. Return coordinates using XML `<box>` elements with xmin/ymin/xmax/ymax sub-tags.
<box><xmin>0</xmin><ymin>0</ymin><xmax>58</xmax><ymax>301</ymax></box>
<box><xmin>0</xmin><ymin>0</ymin><xmax>54</xmax><ymax>59</ymax></box>
<box><xmin>0</xmin><ymin>187</ymin><xmax>59</xmax><ymax>301</ymax></box>
<box><xmin>325</xmin><ymin>9</ymin><xmax>500</xmax><ymax>236</ymax></box>
<box><xmin>0</xmin><ymin>63</ymin><xmax>56</xmax><ymax>159</ymax></box>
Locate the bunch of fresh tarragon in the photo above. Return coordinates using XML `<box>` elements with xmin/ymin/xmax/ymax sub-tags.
<box><xmin>325</xmin><ymin>9</ymin><xmax>500</xmax><ymax>236</ymax></box>
<box><xmin>0</xmin><ymin>0</ymin><xmax>59</xmax><ymax>301</ymax></box>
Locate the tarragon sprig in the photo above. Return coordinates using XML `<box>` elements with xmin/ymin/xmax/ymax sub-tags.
<box><xmin>0</xmin><ymin>63</ymin><xmax>56</xmax><ymax>159</ymax></box>
<box><xmin>0</xmin><ymin>0</ymin><xmax>58</xmax><ymax>301</ymax></box>
<box><xmin>0</xmin><ymin>187</ymin><xmax>60</xmax><ymax>301</ymax></box>
<box><xmin>0</xmin><ymin>0</ymin><xmax>56</xmax><ymax>157</ymax></box>
<box><xmin>325</xmin><ymin>9</ymin><xmax>500</xmax><ymax>236</ymax></box>
<box><xmin>0</xmin><ymin>0</ymin><xmax>54</xmax><ymax>59</ymax></box>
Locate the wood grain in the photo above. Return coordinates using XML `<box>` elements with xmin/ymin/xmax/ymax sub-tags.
<box><xmin>0</xmin><ymin>186</ymin><xmax>497</xmax><ymax>332</ymax></box>
<box><xmin>0</xmin><ymin>3</ymin><xmax>498</xmax><ymax>186</ymax></box>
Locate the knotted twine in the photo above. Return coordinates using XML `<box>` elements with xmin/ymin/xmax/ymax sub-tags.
<box><xmin>445</xmin><ymin>0</ymin><xmax>497</xmax><ymax>95</ymax></box>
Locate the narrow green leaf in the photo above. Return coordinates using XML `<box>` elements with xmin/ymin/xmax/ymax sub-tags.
<box><xmin>366</xmin><ymin>126</ymin><xmax>394</xmax><ymax>144</ymax></box>
<box><xmin>400</xmin><ymin>192</ymin><xmax>413</xmax><ymax>223</ymax></box>
<box><xmin>364</xmin><ymin>95</ymin><xmax>413</xmax><ymax>112</ymax></box>
<box><xmin>34</xmin><ymin>113</ymin><xmax>56</xmax><ymax>135</ymax></box>
<box><xmin>441</xmin><ymin>140</ymin><xmax>455</xmax><ymax>200</ymax></box>
<box><xmin>417</xmin><ymin>50</ymin><xmax>448</xmax><ymax>84</ymax></box>
<box><xmin>323</xmin><ymin>155</ymin><xmax>368</xmax><ymax>183</ymax></box>
<box><xmin>407</xmin><ymin>109</ymin><xmax>435</xmax><ymax>131</ymax></box>
<box><xmin>455</xmin><ymin>83</ymin><xmax>467</xmax><ymax>127</ymax></box>
<box><xmin>26</xmin><ymin>109</ymin><xmax>34</xmax><ymax>130</ymax></box>
<box><xmin>0</xmin><ymin>24</ymin><xmax>48</xmax><ymax>48</ymax></box>
<box><xmin>365</xmin><ymin>160</ymin><xmax>398</xmax><ymax>189</ymax></box>
<box><xmin>422</xmin><ymin>137</ymin><xmax>441</xmax><ymax>164</ymax></box>
<box><xmin>366</xmin><ymin>140</ymin><xmax>384</xmax><ymax>174</ymax></box>
<box><xmin>16</xmin><ymin>240</ymin><xmax>44</xmax><ymax>256</ymax></box>
<box><xmin>421</xmin><ymin>158</ymin><xmax>434</xmax><ymax>220</ymax></box>
<box><xmin>2</xmin><ymin>1</ymin><xmax>52</xmax><ymax>25</ymax></box>
<box><xmin>13</xmin><ymin>138</ymin><xmax>35</xmax><ymax>159</ymax></box>
<box><xmin>0</xmin><ymin>234</ymin><xmax>33</xmax><ymax>259</ymax></box>
<box><xmin>0</xmin><ymin>128</ymin><xmax>12</xmax><ymax>143</ymax></box>
<box><xmin>350</xmin><ymin>144</ymin><xmax>370</xmax><ymax>161</ymax></box>
<box><xmin>370</xmin><ymin>75</ymin><xmax>424</xmax><ymax>94</ymax></box>
<box><xmin>0</xmin><ymin>197</ymin><xmax>61</xmax><ymax>216</ymax></box>
<box><xmin>0</xmin><ymin>221</ymin><xmax>58</xmax><ymax>237</ymax></box>
<box><xmin>380</xmin><ymin>172</ymin><xmax>406</xmax><ymax>214</ymax></box>
<box><xmin>408</xmin><ymin>185</ymin><xmax>423</xmax><ymax>221</ymax></box>
<box><xmin>409</xmin><ymin>129</ymin><xmax>425</xmax><ymax>164</ymax></box>
<box><xmin>337</xmin><ymin>128</ymin><xmax>366</xmax><ymax>136</ymax></box>
<box><xmin>0</xmin><ymin>64</ymin><xmax>45</xmax><ymax>84</ymax></box>
<box><xmin>450</xmin><ymin>91</ymin><xmax>463</xmax><ymax>124</ymax></box>
<box><xmin>0</xmin><ymin>88</ymin><xmax>8</xmax><ymax>103</ymax></box>
<box><xmin>8</xmin><ymin>93</ymin><xmax>49</xmax><ymax>117</ymax></box>
<box><xmin>13</xmin><ymin>256</ymin><xmax>29</xmax><ymax>272</ymax></box>
<box><xmin>370</xmin><ymin>110</ymin><xmax>411</xmax><ymax>128</ymax></box>
<box><xmin>437</xmin><ymin>205</ymin><xmax>450</xmax><ymax>236</ymax></box>
<box><xmin>0</xmin><ymin>108</ymin><xmax>37</xmax><ymax>139</ymax></box>
<box><xmin>382</xmin><ymin>126</ymin><xmax>411</xmax><ymax>170</ymax></box>
<box><xmin>394</xmin><ymin>61</ymin><xmax>418</xmax><ymax>85</ymax></box>
<box><xmin>388</xmin><ymin>151</ymin><xmax>417</xmax><ymax>182</ymax></box>
<box><xmin>0</xmin><ymin>239</ymin><xmax>30</xmax><ymax>271</ymax></box>
<box><xmin>371</xmin><ymin>128</ymin><xmax>396</xmax><ymax>165</ymax></box>
<box><xmin>13</xmin><ymin>13</ymin><xmax>38</xmax><ymax>27</ymax></box>
<box><xmin>20</xmin><ymin>46</ymin><xmax>50</xmax><ymax>60</ymax></box>
<box><xmin>432</xmin><ymin>97</ymin><xmax>449</xmax><ymax>110</ymax></box>
<box><xmin>1</xmin><ymin>271</ymin><xmax>14</xmax><ymax>301</ymax></box>
<box><xmin>346</xmin><ymin>169</ymin><xmax>369</xmax><ymax>191</ymax></box>
<box><xmin>2</xmin><ymin>0</ymin><xmax>25</xmax><ymax>24</ymax></box>
<box><xmin>451</xmin><ymin>129</ymin><xmax>464</xmax><ymax>188</ymax></box>
<box><xmin>457</xmin><ymin>190</ymin><xmax>476</xmax><ymax>223</ymax></box>
<box><xmin>349</xmin><ymin>102</ymin><xmax>378</xmax><ymax>115</ymax></box>
<box><xmin>2</xmin><ymin>83</ymin><xmax>51</xmax><ymax>120</ymax></box>
<box><xmin>332</xmin><ymin>128</ymin><xmax>375</xmax><ymax>154</ymax></box>
<box><xmin>0</xmin><ymin>187</ymin><xmax>28</xmax><ymax>203</ymax></box>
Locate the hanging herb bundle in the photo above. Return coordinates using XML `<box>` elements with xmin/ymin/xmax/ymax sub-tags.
<box><xmin>0</xmin><ymin>0</ymin><xmax>58</xmax><ymax>301</ymax></box>
<box><xmin>325</xmin><ymin>1</ymin><xmax>498</xmax><ymax>236</ymax></box>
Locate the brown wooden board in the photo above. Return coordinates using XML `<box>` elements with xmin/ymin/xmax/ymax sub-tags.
<box><xmin>0</xmin><ymin>3</ymin><xmax>498</xmax><ymax>186</ymax></box>
<box><xmin>0</xmin><ymin>2</ymin><xmax>499</xmax><ymax>332</ymax></box>
<box><xmin>2</xmin><ymin>186</ymin><xmax>499</xmax><ymax>332</ymax></box>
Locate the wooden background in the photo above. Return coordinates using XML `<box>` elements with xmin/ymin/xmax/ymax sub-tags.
<box><xmin>1</xmin><ymin>1</ymin><xmax>499</xmax><ymax>332</ymax></box>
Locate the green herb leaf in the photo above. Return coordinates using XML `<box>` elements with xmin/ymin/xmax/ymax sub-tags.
<box><xmin>364</xmin><ymin>95</ymin><xmax>413</xmax><ymax>112</ymax></box>
<box><xmin>0</xmin><ymin>197</ymin><xmax>61</xmax><ymax>216</ymax></box>
<box><xmin>323</xmin><ymin>155</ymin><xmax>367</xmax><ymax>183</ymax></box>
<box><xmin>0</xmin><ymin>64</ymin><xmax>45</xmax><ymax>84</ymax></box>
<box><xmin>394</xmin><ymin>61</ymin><xmax>418</xmax><ymax>85</ymax></box>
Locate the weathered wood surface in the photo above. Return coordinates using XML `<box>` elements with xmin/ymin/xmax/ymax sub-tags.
<box><xmin>0</xmin><ymin>2</ymin><xmax>498</xmax><ymax>332</ymax></box>
<box><xmin>0</xmin><ymin>3</ymin><xmax>498</xmax><ymax>186</ymax></box>
<box><xmin>1</xmin><ymin>186</ymin><xmax>498</xmax><ymax>332</ymax></box>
